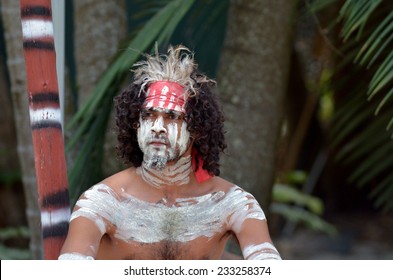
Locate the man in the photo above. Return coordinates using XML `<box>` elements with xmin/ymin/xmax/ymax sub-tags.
<box><xmin>59</xmin><ymin>45</ymin><xmax>281</xmax><ymax>260</ymax></box>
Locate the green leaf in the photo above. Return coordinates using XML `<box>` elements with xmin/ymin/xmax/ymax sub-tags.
<box><xmin>356</xmin><ymin>11</ymin><xmax>393</xmax><ymax>65</ymax></box>
<box><xmin>270</xmin><ymin>203</ymin><xmax>337</xmax><ymax>236</ymax></box>
<box><xmin>375</xmin><ymin>87</ymin><xmax>393</xmax><ymax>115</ymax></box>
<box><xmin>272</xmin><ymin>184</ymin><xmax>324</xmax><ymax>215</ymax></box>
<box><xmin>368</xmin><ymin>51</ymin><xmax>393</xmax><ymax>99</ymax></box>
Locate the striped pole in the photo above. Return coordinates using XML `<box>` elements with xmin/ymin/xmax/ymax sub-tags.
<box><xmin>20</xmin><ymin>0</ymin><xmax>70</xmax><ymax>260</ymax></box>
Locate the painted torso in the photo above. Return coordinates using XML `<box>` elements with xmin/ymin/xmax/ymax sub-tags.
<box><xmin>70</xmin><ymin>171</ymin><xmax>266</xmax><ymax>260</ymax></box>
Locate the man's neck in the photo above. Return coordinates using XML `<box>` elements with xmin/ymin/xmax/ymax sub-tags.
<box><xmin>137</xmin><ymin>156</ymin><xmax>192</xmax><ymax>189</ymax></box>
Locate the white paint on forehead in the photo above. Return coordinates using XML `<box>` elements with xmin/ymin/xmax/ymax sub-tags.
<box><xmin>243</xmin><ymin>242</ymin><xmax>281</xmax><ymax>260</ymax></box>
<box><xmin>72</xmin><ymin>184</ymin><xmax>266</xmax><ymax>244</ymax></box>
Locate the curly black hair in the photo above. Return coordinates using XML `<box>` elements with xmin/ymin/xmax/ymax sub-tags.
<box><xmin>114</xmin><ymin>71</ymin><xmax>227</xmax><ymax>176</ymax></box>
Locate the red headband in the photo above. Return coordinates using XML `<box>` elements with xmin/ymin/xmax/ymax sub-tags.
<box><xmin>144</xmin><ymin>81</ymin><xmax>186</xmax><ymax>113</ymax></box>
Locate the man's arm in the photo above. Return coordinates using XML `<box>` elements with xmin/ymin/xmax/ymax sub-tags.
<box><xmin>59</xmin><ymin>212</ymin><xmax>104</xmax><ymax>260</ymax></box>
<box><xmin>234</xmin><ymin>218</ymin><xmax>281</xmax><ymax>260</ymax></box>
<box><xmin>226</xmin><ymin>187</ymin><xmax>281</xmax><ymax>260</ymax></box>
<box><xmin>58</xmin><ymin>183</ymin><xmax>118</xmax><ymax>260</ymax></box>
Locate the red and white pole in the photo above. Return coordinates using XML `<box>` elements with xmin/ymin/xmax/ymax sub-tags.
<box><xmin>20</xmin><ymin>0</ymin><xmax>70</xmax><ymax>260</ymax></box>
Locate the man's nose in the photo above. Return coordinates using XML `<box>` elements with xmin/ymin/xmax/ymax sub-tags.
<box><xmin>151</xmin><ymin>116</ymin><xmax>166</xmax><ymax>134</ymax></box>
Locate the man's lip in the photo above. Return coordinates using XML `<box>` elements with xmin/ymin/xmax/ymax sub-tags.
<box><xmin>149</xmin><ymin>140</ymin><xmax>167</xmax><ymax>145</ymax></box>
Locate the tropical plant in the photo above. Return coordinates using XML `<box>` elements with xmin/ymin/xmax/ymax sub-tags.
<box><xmin>308</xmin><ymin>0</ymin><xmax>393</xmax><ymax>212</ymax></box>
<box><xmin>271</xmin><ymin>172</ymin><xmax>337</xmax><ymax>236</ymax></box>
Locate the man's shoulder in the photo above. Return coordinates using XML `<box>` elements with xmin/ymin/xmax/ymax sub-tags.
<box><xmin>96</xmin><ymin>167</ymin><xmax>138</xmax><ymax>193</ymax></box>
<box><xmin>209</xmin><ymin>176</ymin><xmax>245</xmax><ymax>193</ymax></box>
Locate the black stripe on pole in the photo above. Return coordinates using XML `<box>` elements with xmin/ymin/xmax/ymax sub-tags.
<box><xmin>23</xmin><ymin>40</ymin><xmax>54</xmax><ymax>50</ymax></box>
<box><xmin>29</xmin><ymin>92</ymin><xmax>60</xmax><ymax>104</ymax></box>
<box><xmin>21</xmin><ymin>6</ymin><xmax>51</xmax><ymax>18</ymax></box>
<box><xmin>42</xmin><ymin>222</ymin><xmax>69</xmax><ymax>239</ymax></box>
<box><xmin>41</xmin><ymin>189</ymin><xmax>70</xmax><ymax>209</ymax></box>
<box><xmin>31</xmin><ymin>121</ymin><xmax>62</xmax><ymax>130</ymax></box>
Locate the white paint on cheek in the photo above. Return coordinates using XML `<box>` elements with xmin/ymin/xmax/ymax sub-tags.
<box><xmin>178</xmin><ymin>121</ymin><xmax>190</xmax><ymax>155</ymax></box>
<box><xmin>137</xmin><ymin>118</ymin><xmax>153</xmax><ymax>152</ymax></box>
<box><xmin>167</xmin><ymin>122</ymin><xmax>178</xmax><ymax>158</ymax></box>
<box><xmin>166</xmin><ymin>120</ymin><xmax>190</xmax><ymax>160</ymax></box>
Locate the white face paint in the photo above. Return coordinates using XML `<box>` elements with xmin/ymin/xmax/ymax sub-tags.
<box><xmin>137</xmin><ymin>109</ymin><xmax>191</xmax><ymax>170</ymax></box>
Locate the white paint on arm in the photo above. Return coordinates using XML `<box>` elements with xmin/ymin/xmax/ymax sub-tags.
<box><xmin>225</xmin><ymin>187</ymin><xmax>281</xmax><ymax>260</ymax></box>
<box><xmin>226</xmin><ymin>187</ymin><xmax>266</xmax><ymax>233</ymax></box>
<box><xmin>243</xmin><ymin>242</ymin><xmax>281</xmax><ymax>260</ymax></box>
<box><xmin>58</xmin><ymin>252</ymin><xmax>94</xmax><ymax>260</ymax></box>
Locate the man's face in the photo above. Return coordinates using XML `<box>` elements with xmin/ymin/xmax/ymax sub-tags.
<box><xmin>137</xmin><ymin>108</ymin><xmax>191</xmax><ymax>170</ymax></box>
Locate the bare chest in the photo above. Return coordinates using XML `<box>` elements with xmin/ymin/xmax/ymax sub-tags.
<box><xmin>108</xmin><ymin>193</ymin><xmax>228</xmax><ymax>243</ymax></box>
<box><xmin>97</xmin><ymin>233</ymin><xmax>230</xmax><ymax>260</ymax></box>
<box><xmin>74</xmin><ymin>183</ymin><xmax>265</xmax><ymax>257</ymax></box>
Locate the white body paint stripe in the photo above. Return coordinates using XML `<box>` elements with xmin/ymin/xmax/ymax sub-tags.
<box><xmin>72</xmin><ymin>184</ymin><xmax>266</xmax><ymax>243</ymax></box>
<box><xmin>29</xmin><ymin>108</ymin><xmax>61</xmax><ymax>124</ymax></box>
<box><xmin>40</xmin><ymin>207</ymin><xmax>71</xmax><ymax>227</ymax></box>
<box><xmin>137</xmin><ymin>156</ymin><xmax>192</xmax><ymax>188</ymax></box>
<box><xmin>58</xmin><ymin>253</ymin><xmax>94</xmax><ymax>260</ymax></box>
<box><xmin>243</xmin><ymin>242</ymin><xmax>281</xmax><ymax>260</ymax></box>
<box><xmin>70</xmin><ymin>209</ymin><xmax>106</xmax><ymax>235</ymax></box>
<box><xmin>22</xmin><ymin>20</ymin><xmax>54</xmax><ymax>39</ymax></box>
<box><xmin>248</xmin><ymin>252</ymin><xmax>282</xmax><ymax>260</ymax></box>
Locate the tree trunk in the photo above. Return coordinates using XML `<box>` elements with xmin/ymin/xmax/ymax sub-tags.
<box><xmin>0</xmin><ymin>0</ymin><xmax>42</xmax><ymax>259</ymax></box>
<box><xmin>0</xmin><ymin>39</ymin><xmax>18</xmax><ymax>177</ymax></box>
<box><xmin>217</xmin><ymin>0</ymin><xmax>296</xmax><ymax>209</ymax></box>
<box><xmin>0</xmin><ymin>29</ymin><xmax>24</xmax><ymax>229</ymax></box>
<box><xmin>71</xmin><ymin>0</ymin><xmax>127</xmax><ymax>181</ymax></box>
<box><xmin>73</xmin><ymin>0</ymin><xmax>127</xmax><ymax>107</ymax></box>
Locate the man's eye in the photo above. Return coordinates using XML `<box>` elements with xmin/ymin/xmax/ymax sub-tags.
<box><xmin>168</xmin><ymin>113</ymin><xmax>178</xmax><ymax>120</ymax></box>
<box><xmin>168</xmin><ymin>112</ymin><xmax>184</xmax><ymax>120</ymax></box>
<box><xmin>142</xmin><ymin>112</ymin><xmax>153</xmax><ymax>119</ymax></box>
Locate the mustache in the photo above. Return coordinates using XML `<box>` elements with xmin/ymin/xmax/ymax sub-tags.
<box><xmin>147</xmin><ymin>135</ymin><xmax>168</xmax><ymax>144</ymax></box>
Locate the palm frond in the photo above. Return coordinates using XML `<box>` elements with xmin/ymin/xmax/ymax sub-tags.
<box><xmin>309</xmin><ymin>0</ymin><xmax>393</xmax><ymax>212</ymax></box>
